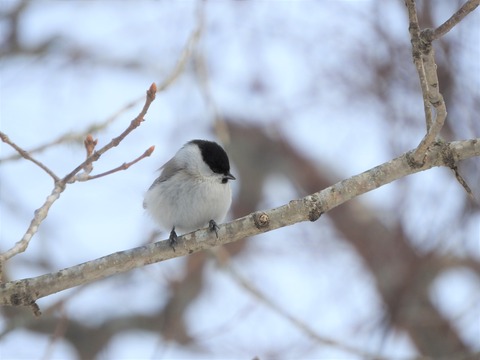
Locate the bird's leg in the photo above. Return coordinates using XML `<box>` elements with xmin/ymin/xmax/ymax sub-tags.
<box><xmin>209</xmin><ymin>220</ymin><xmax>219</xmax><ymax>238</ymax></box>
<box><xmin>169</xmin><ymin>227</ymin><xmax>178</xmax><ymax>251</ymax></box>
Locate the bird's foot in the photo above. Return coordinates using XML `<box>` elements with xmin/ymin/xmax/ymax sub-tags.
<box><xmin>209</xmin><ymin>220</ymin><xmax>219</xmax><ymax>238</ymax></box>
<box><xmin>169</xmin><ymin>227</ymin><xmax>178</xmax><ymax>251</ymax></box>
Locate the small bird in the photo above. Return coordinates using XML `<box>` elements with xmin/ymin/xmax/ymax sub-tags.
<box><xmin>144</xmin><ymin>139</ymin><xmax>236</xmax><ymax>250</ymax></box>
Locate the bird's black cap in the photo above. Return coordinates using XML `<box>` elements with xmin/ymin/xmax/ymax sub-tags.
<box><xmin>190</xmin><ymin>139</ymin><xmax>235</xmax><ymax>179</ymax></box>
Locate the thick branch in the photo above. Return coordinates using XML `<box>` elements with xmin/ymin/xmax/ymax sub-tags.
<box><xmin>1</xmin><ymin>138</ymin><xmax>478</xmax><ymax>308</ymax></box>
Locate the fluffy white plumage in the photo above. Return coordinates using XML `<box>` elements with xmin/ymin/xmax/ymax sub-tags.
<box><xmin>143</xmin><ymin>140</ymin><xmax>234</xmax><ymax>235</ymax></box>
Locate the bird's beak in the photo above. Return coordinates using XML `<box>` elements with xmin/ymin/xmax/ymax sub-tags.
<box><xmin>224</xmin><ymin>172</ymin><xmax>236</xmax><ymax>181</ymax></box>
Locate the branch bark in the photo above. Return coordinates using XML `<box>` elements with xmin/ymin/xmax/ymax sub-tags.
<box><xmin>406</xmin><ymin>0</ymin><xmax>449</xmax><ymax>164</ymax></box>
<box><xmin>1</xmin><ymin>138</ymin><xmax>478</xmax><ymax>309</ymax></box>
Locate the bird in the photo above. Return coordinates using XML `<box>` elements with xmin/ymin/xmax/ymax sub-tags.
<box><xmin>143</xmin><ymin>139</ymin><xmax>235</xmax><ymax>250</ymax></box>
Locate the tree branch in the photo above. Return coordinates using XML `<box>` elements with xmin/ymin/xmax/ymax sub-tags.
<box><xmin>0</xmin><ymin>11</ymin><xmax>202</xmax><ymax>264</ymax></box>
<box><xmin>0</xmin><ymin>132</ymin><xmax>60</xmax><ymax>182</ymax></box>
<box><xmin>156</xmin><ymin>3</ymin><xmax>203</xmax><ymax>93</ymax></box>
<box><xmin>405</xmin><ymin>0</ymin><xmax>434</xmax><ymax>133</ymax></box>
<box><xmin>405</xmin><ymin>0</ymin><xmax>478</xmax><ymax>201</ymax></box>
<box><xmin>0</xmin><ymin>84</ymin><xmax>157</xmax><ymax>264</ymax></box>
<box><xmin>2</xmin><ymin>138</ymin><xmax>478</xmax><ymax>310</ymax></box>
<box><xmin>86</xmin><ymin>146</ymin><xmax>155</xmax><ymax>181</ymax></box>
<box><xmin>405</xmin><ymin>0</ymin><xmax>450</xmax><ymax>165</ymax></box>
<box><xmin>0</xmin><ymin>10</ymin><xmax>204</xmax><ymax>265</ymax></box>
<box><xmin>62</xmin><ymin>83</ymin><xmax>157</xmax><ymax>184</ymax></box>
<box><xmin>0</xmin><ymin>99</ymin><xmax>138</xmax><ymax>163</ymax></box>
<box><xmin>423</xmin><ymin>0</ymin><xmax>480</xmax><ymax>41</ymax></box>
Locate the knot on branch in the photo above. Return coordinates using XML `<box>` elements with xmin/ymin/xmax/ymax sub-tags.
<box><xmin>420</xmin><ymin>28</ymin><xmax>435</xmax><ymax>43</ymax></box>
<box><xmin>253</xmin><ymin>212</ymin><xmax>270</xmax><ymax>229</ymax></box>
<box><xmin>408</xmin><ymin>141</ymin><xmax>446</xmax><ymax>169</ymax></box>
<box><xmin>406</xmin><ymin>150</ymin><xmax>425</xmax><ymax>169</ymax></box>
<box><xmin>441</xmin><ymin>142</ymin><xmax>456</xmax><ymax>169</ymax></box>
<box><xmin>307</xmin><ymin>194</ymin><xmax>323</xmax><ymax>222</ymax></box>
<box><xmin>7</xmin><ymin>286</ymin><xmax>41</xmax><ymax>316</ymax></box>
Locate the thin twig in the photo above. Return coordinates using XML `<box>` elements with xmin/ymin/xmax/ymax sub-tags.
<box><xmin>405</xmin><ymin>0</ymin><xmax>433</xmax><ymax>132</ymax></box>
<box><xmin>0</xmin><ymin>15</ymin><xmax>202</xmax><ymax>267</ymax></box>
<box><xmin>62</xmin><ymin>82</ymin><xmax>157</xmax><ymax>184</ymax></box>
<box><xmin>441</xmin><ymin>143</ymin><xmax>476</xmax><ymax>201</ymax></box>
<box><xmin>410</xmin><ymin>56</ymin><xmax>447</xmax><ymax>164</ymax></box>
<box><xmin>0</xmin><ymin>131</ymin><xmax>60</xmax><ymax>182</ymax></box>
<box><xmin>156</xmin><ymin>13</ymin><xmax>203</xmax><ymax>92</ymax></box>
<box><xmin>0</xmin><ymin>14</ymin><xmax>202</xmax><ymax>165</ymax></box>
<box><xmin>423</xmin><ymin>0</ymin><xmax>480</xmax><ymax>41</ymax></box>
<box><xmin>0</xmin><ymin>83</ymin><xmax>157</xmax><ymax>263</ymax></box>
<box><xmin>405</xmin><ymin>0</ymin><xmax>448</xmax><ymax>165</ymax></box>
<box><xmin>0</xmin><ymin>182</ymin><xmax>66</xmax><ymax>264</ymax></box>
<box><xmin>0</xmin><ymin>99</ymin><xmax>139</xmax><ymax>163</ymax></box>
<box><xmin>452</xmin><ymin>166</ymin><xmax>475</xmax><ymax>201</ymax></box>
<box><xmin>86</xmin><ymin>146</ymin><xmax>155</xmax><ymax>181</ymax></box>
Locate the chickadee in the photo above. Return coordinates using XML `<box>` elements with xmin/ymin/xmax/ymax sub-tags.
<box><xmin>144</xmin><ymin>139</ymin><xmax>236</xmax><ymax>249</ymax></box>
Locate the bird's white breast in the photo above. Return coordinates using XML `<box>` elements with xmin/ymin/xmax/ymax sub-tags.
<box><xmin>144</xmin><ymin>170</ymin><xmax>232</xmax><ymax>234</ymax></box>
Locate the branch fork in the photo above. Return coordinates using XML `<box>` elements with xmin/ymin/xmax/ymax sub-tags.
<box><xmin>0</xmin><ymin>83</ymin><xmax>157</xmax><ymax>265</ymax></box>
<box><xmin>405</xmin><ymin>0</ymin><xmax>477</xmax><ymax>196</ymax></box>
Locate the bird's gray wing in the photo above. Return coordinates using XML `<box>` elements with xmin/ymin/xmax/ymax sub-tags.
<box><xmin>148</xmin><ymin>157</ymin><xmax>183</xmax><ymax>190</ymax></box>
<box><xmin>143</xmin><ymin>157</ymin><xmax>184</xmax><ymax>209</ymax></box>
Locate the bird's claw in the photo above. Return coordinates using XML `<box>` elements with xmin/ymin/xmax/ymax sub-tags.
<box><xmin>169</xmin><ymin>227</ymin><xmax>178</xmax><ymax>251</ymax></box>
<box><xmin>209</xmin><ymin>220</ymin><xmax>219</xmax><ymax>238</ymax></box>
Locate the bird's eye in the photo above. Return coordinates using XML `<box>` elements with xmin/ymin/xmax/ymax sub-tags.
<box><xmin>222</xmin><ymin>178</ymin><xmax>228</xmax><ymax>184</ymax></box>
